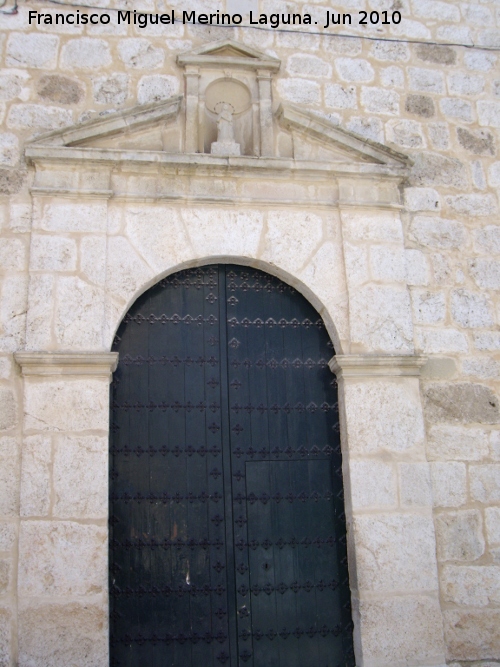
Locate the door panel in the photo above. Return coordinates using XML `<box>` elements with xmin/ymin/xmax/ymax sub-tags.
<box><xmin>110</xmin><ymin>265</ymin><xmax>354</xmax><ymax>667</ymax></box>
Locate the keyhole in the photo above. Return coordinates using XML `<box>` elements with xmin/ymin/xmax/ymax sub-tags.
<box><xmin>262</xmin><ymin>562</ymin><xmax>270</xmax><ymax>571</ymax></box>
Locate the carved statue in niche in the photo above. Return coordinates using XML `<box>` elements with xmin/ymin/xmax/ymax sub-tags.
<box><xmin>211</xmin><ymin>101</ymin><xmax>241</xmax><ymax>156</ymax></box>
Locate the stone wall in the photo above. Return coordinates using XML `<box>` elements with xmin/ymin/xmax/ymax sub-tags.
<box><xmin>1</xmin><ymin>0</ymin><xmax>500</xmax><ymax>665</ymax></box>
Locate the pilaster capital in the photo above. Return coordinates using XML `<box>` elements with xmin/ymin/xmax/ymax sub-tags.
<box><xmin>14</xmin><ymin>351</ymin><xmax>119</xmax><ymax>378</ymax></box>
<box><xmin>329</xmin><ymin>354</ymin><xmax>427</xmax><ymax>379</ymax></box>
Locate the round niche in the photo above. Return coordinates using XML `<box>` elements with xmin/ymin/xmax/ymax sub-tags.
<box><xmin>205</xmin><ymin>78</ymin><xmax>252</xmax><ymax>115</ymax></box>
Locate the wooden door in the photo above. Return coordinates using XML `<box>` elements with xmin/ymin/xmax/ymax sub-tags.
<box><xmin>109</xmin><ymin>265</ymin><xmax>354</xmax><ymax>667</ymax></box>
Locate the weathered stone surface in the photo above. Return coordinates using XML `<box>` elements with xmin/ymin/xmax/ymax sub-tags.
<box><xmin>386</xmin><ymin>119</ymin><xmax>424</xmax><ymax>148</ymax></box>
<box><xmin>0</xmin><ymin>437</ymin><xmax>20</xmax><ymax>516</ymax></box>
<box><xmin>7</xmin><ymin>103</ymin><xmax>72</xmax><ymax>132</ymax></box>
<box><xmin>416</xmin><ymin>328</ymin><xmax>469</xmax><ymax>354</ymax></box>
<box><xmin>33</xmin><ymin>201</ymin><xmax>107</xmax><ymax>233</ymax></box>
<box><xmin>369</xmin><ymin>245</ymin><xmax>406</xmax><ymax>282</ymax></box>
<box><xmin>335</xmin><ymin>57</ymin><xmax>374</xmax><ymax>83</ymax></box>
<box><xmin>343</xmin><ymin>380</ymin><xmax>424</xmax><ymax>455</ymax></box>
<box><xmin>427</xmin><ymin>424</ymin><xmax>489</xmax><ymax>461</ymax></box>
<box><xmin>137</xmin><ymin>74</ymin><xmax>179</xmax><ymax>104</ymax></box>
<box><xmin>371</xmin><ymin>40</ymin><xmax>409</xmax><ymax>62</ymax></box>
<box><xmin>262</xmin><ymin>211</ymin><xmax>323</xmax><ymax>276</ymax></box>
<box><xmin>411</xmin><ymin>290</ymin><xmax>445</xmax><ymax>324</ymax></box>
<box><xmin>348</xmin><ymin>460</ymin><xmax>397</xmax><ymax>509</ymax></box>
<box><xmin>106</xmin><ymin>236</ymin><xmax>153</xmax><ymax>305</ymax></box>
<box><xmin>446</xmin><ymin>194</ymin><xmax>498</xmax><ymax>217</ymax></box>
<box><xmin>30</xmin><ymin>235</ymin><xmax>77</xmax><ymax>272</ymax></box>
<box><xmin>0</xmin><ymin>606</ymin><xmax>12</xmax><ymax>667</ymax></box>
<box><xmin>465</xmin><ymin>51</ymin><xmax>497</xmax><ymax>72</ymax></box>
<box><xmin>410</xmin><ymin>152</ymin><xmax>468</xmax><ymax>189</ymax></box>
<box><xmin>423</xmin><ymin>382</ymin><xmax>500</xmax><ymax>424</ymax></box>
<box><xmin>431</xmin><ymin>462</ymin><xmax>467</xmax><ymax>507</ymax></box>
<box><xmin>0</xmin><ymin>389</ymin><xmax>16</xmax><ymax>431</ymax></box>
<box><xmin>478</xmin><ymin>100</ymin><xmax>500</xmax><ymax>128</ymax></box>
<box><xmin>458</xmin><ymin>128</ymin><xmax>495</xmax><ymax>155</ymax></box>
<box><xmin>37</xmin><ymin>75</ymin><xmax>83</xmax><ymax>105</ymax></box>
<box><xmin>346</xmin><ymin>116</ymin><xmax>383</xmax><ymax>142</ymax></box>
<box><xmin>441</xmin><ymin>565</ymin><xmax>500</xmax><ymax>606</ymax></box>
<box><xmin>24</xmin><ymin>379</ymin><xmax>109</xmax><ymax>432</ymax></box>
<box><xmin>440</xmin><ymin>98</ymin><xmax>473</xmax><ymax>122</ymax></box>
<box><xmin>0</xmin><ymin>237</ymin><xmax>26</xmax><ymax>270</ymax></box>
<box><xmin>25</xmin><ymin>273</ymin><xmax>53</xmax><ymax>351</ymax></box>
<box><xmin>0</xmin><ymin>524</ymin><xmax>16</xmax><ymax>552</ymax></box>
<box><xmin>470</xmin><ymin>259</ymin><xmax>500</xmax><ymax>290</ymax></box>
<box><xmin>0</xmin><ymin>559</ymin><xmax>11</xmax><ymax>594</ymax></box>
<box><xmin>20</xmin><ymin>434</ymin><xmax>51</xmax><ymax>517</ymax></box>
<box><xmin>277</xmin><ymin>79</ymin><xmax>320</xmax><ymax>105</ymax></box>
<box><xmin>341</xmin><ymin>210</ymin><xmax>403</xmax><ymax>243</ymax></box>
<box><xmin>486</xmin><ymin>507</ymin><xmax>500</xmax><ymax>545</ymax></box>
<box><xmin>18</xmin><ymin>520</ymin><xmax>106</xmax><ymax>595</ymax></box>
<box><xmin>404</xmin><ymin>187</ymin><xmax>440</xmax><ymax>212</ymax></box>
<box><xmin>475</xmin><ymin>226</ymin><xmax>500</xmax><ymax>255</ymax></box>
<box><xmin>358</xmin><ymin>596</ymin><xmax>445</xmax><ymax>666</ymax></box>
<box><xmin>416</xmin><ymin>43</ymin><xmax>456</xmax><ymax>65</ymax></box>
<box><xmin>286</xmin><ymin>54</ymin><xmax>330</xmax><ymax>78</ymax></box>
<box><xmin>354</xmin><ymin>513</ymin><xmax>438</xmax><ymax>591</ymax></box>
<box><xmin>463</xmin><ymin>357</ymin><xmax>500</xmax><ymax>380</ymax></box>
<box><xmin>409</xmin><ymin>67</ymin><xmax>444</xmax><ymax>94</ymax></box>
<box><xmin>118</xmin><ymin>38</ymin><xmax>164</xmax><ymax>69</ymax></box>
<box><xmin>469</xmin><ymin>465</ymin><xmax>500</xmax><ymax>503</ymax></box>
<box><xmin>80</xmin><ymin>236</ymin><xmax>106</xmax><ymax>287</ymax></box>
<box><xmin>0</xmin><ymin>70</ymin><xmax>30</xmax><ymax>102</ymax></box>
<box><xmin>405</xmin><ymin>94</ymin><xmax>435</xmax><ymax>118</ymax></box>
<box><xmin>0</xmin><ymin>133</ymin><xmax>20</xmax><ymax>166</ymax></box>
<box><xmin>444</xmin><ymin>609</ymin><xmax>500</xmax><ymax>661</ymax></box>
<box><xmin>399</xmin><ymin>462</ymin><xmax>433</xmax><ymax>507</ymax></box>
<box><xmin>6</xmin><ymin>33</ymin><xmax>59</xmax><ymax>69</ymax></box>
<box><xmin>435</xmin><ymin>510</ymin><xmax>485</xmax><ymax>562</ymax></box>
<box><xmin>92</xmin><ymin>73</ymin><xmax>128</xmax><ymax>105</ymax></box>
<box><xmin>324</xmin><ymin>84</ymin><xmax>356</xmax><ymax>109</ymax></box>
<box><xmin>53</xmin><ymin>435</ymin><xmax>107</xmax><ymax>519</ymax></box>
<box><xmin>18</xmin><ymin>600</ymin><xmax>107</xmax><ymax>667</ymax></box>
<box><xmin>405</xmin><ymin>249</ymin><xmax>430</xmax><ymax>286</ymax></box>
<box><xmin>349</xmin><ymin>285</ymin><xmax>413</xmax><ymax>352</ymax></box>
<box><xmin>451</xmin><ymin>289</ymin><xmax>494</xmax><ymax>328</ymax></box>
<box><xmin>60</xmin><ymin>38</ymin><xmax>112</xmax><ymax>69</ymax></box>
<box><xmin>448</xmin><ymin>72</ymin><xmax>485</xmax><ymax>96</ymax></box>
<box><xmin>474</xmin><ymin>332</ymin><xmax>500</xmax><ymax>351</ymax></box>
<box><xmin>0</xmin><ymin>168</ymin><xmax>26</xmax><ymax>194</ymax></box>
<box><xmin>361</xmin><ymin>86</ymin><xmax>399</xmax><ymax>115</ymax></box>
<box><xmin>428</xmin><ymin>122</ymin><xmax>450</xmax><ymax>149</ymax></box>
<box><xmin>409</xmin><ymin>216</ymin><xmax>465</xmax><ymax>249</ymax></box>
<box><xmin>54</xmin><ymin>277</ymin><xmax>104</xmax><ymax>349</ymax></box>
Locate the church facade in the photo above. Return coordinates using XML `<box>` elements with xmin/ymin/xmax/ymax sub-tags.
<box><xmin>0</xmin><ymin>3</ymin><xmax>499</xmax><ymax>666</ymax></box>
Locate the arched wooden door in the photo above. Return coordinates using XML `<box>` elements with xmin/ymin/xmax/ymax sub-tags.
<box><xmin>109</xmin><ymin>265</ymin><xmax>354</xmax><ymax>667</ymax></box>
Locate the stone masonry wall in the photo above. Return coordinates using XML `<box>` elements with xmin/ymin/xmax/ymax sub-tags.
<box><xmin>1</xmin><ymin>0</ymin><xmax>500</xmax><ymax>665</ymax></box>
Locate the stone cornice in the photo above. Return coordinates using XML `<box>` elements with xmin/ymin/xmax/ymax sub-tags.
<box><xmin>176</xmin><ymin>38</ymin><xmax>281</xmax><ymax>71</ymax></box>
<box><xmin>329</xmin><ymin>354</ymin><xmax>428</xmax><ymax>379</ymax></box>
<box><xmin>14</xmin><ymin>352</ymin><xmax>119</xmax><ymax>378</ymax></box>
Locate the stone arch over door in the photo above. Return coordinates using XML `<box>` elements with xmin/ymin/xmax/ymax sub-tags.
<box><xmin>16</xmin><ymin>68</ymin><xmax>446</xmax><ymax>666</ymax></box>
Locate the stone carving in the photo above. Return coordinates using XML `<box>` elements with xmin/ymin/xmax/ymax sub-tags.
<box><xmin>211</xmin><ymin>102</ymin><xmax>241</xmax><ymax>156</ymax></box>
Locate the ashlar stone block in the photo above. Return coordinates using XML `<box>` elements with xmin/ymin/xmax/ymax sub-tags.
<box><xmin>430</xmin><ymin>462</ymin><xmax>467</xmax><ymax>507</ymax></box>
<box><xmin>0</xmin><ymin>606</ymin><xmax>12</xmax><ymax>667</ymax></box>
<box><xmin>435</xmin><ymin>510</ymin><xmax>485</xmax><ymax>562</ymax></box>
<box><xmin>399</xmin><ymin>462</ymin><xmax>433</xmax><ymax>507</ymax></box>
<box><xmin>6</xmin><ymin>33</ymin><xmax>59</xmax><ymax>69</ymax></box>
<box><xmin>18</xmin><ymin>599</ymin><xmax>107</xmax><ymax>667</ymax></box>
<box><xmin>354</xmin><ymin>512</ymin><xmax>439</xmax><ymax>592</ymax></box>
<box><xmin>30</xmin><ymin>235</ymin><xmax>77</xmax><ymax>272</ymax></box>
<box><xmin>348</xmin><ymin>460</ymin><xmax>397</xmax><ymax>510</ymax></box>
<box><xmin>486</xmin><ymin>507</ymin><xmax>500</xmax><ymax>545</ymax></box>
<box><xmin>53</xmin><ymin>435</ymin><xmax>107</xmax><ymax>519</ymax></box>
<box><xmin>423</xmin><ymin>382</ymin><xmax>500</xmax><ymax>425</ymax></box>
<box><xmin>20</xmin><ymin>434</ymin><xmax>51</xmax><ymax>517</ymax></box>
<box><xmin>427</xmin><ymin>424</ymin><xmax>489</xmax><ymax>461</ymax></box>
<box><xmin>357</xmin><ymin>595</ymin><xmax>445</xmax><ymax>667</ymax></box>
<box><xmin>18</xmin><ymin>520</ymin><xmax>106</xmax><ymax>596</ymax></box>
<box><xmin>441</xmin><ymin>565</ymin><xmax>500</xmax><ymax>606</ymax></box>
<box><xmin>469</xmin><ymin>465</ymin><xmax>500</xmax><ymax>503</ymax></box>
<box><xmin>54</xmin><ymin>276</ymin><xmax>104</xmax><ymax>350</ymax></box>
<box><xmin>444</xmin><ymin>609</ymin><xmax>500</xmax><ymax>662</ymax></box>
<box><xmin>24</xmin><ymin>378</ymin><xmax>110</xmax><ymax>432</ymax></box>
<box><xmin>0</xmin><ymin>436</ymin><xmax>20</xmax><ymax>516</ymax></box>
<box><xmin>342</xmin><ymin>379</ymin><xmax>424</xmax><ymax>456</ymax></box>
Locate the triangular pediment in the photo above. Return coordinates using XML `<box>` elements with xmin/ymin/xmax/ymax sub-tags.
<box><xmin>277</xmin><ymin>104</ymin><xmax>410</xmax><ymax>167</ymax></box>
<box><xmin>177</xmin><ymin>38</ymin><xmax>281</xmax><ymax>71</ymax></box>
<box><xmin>27</xmin><ymin>96</ymin><xmax>182</xmax><ymax>149</ymax></box>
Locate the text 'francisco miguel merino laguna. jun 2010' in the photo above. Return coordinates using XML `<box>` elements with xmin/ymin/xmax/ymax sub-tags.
<box><xmin>27</xmin><ymin>8</ymin><xmax>403</xmax><ymax>30</ymax></box>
